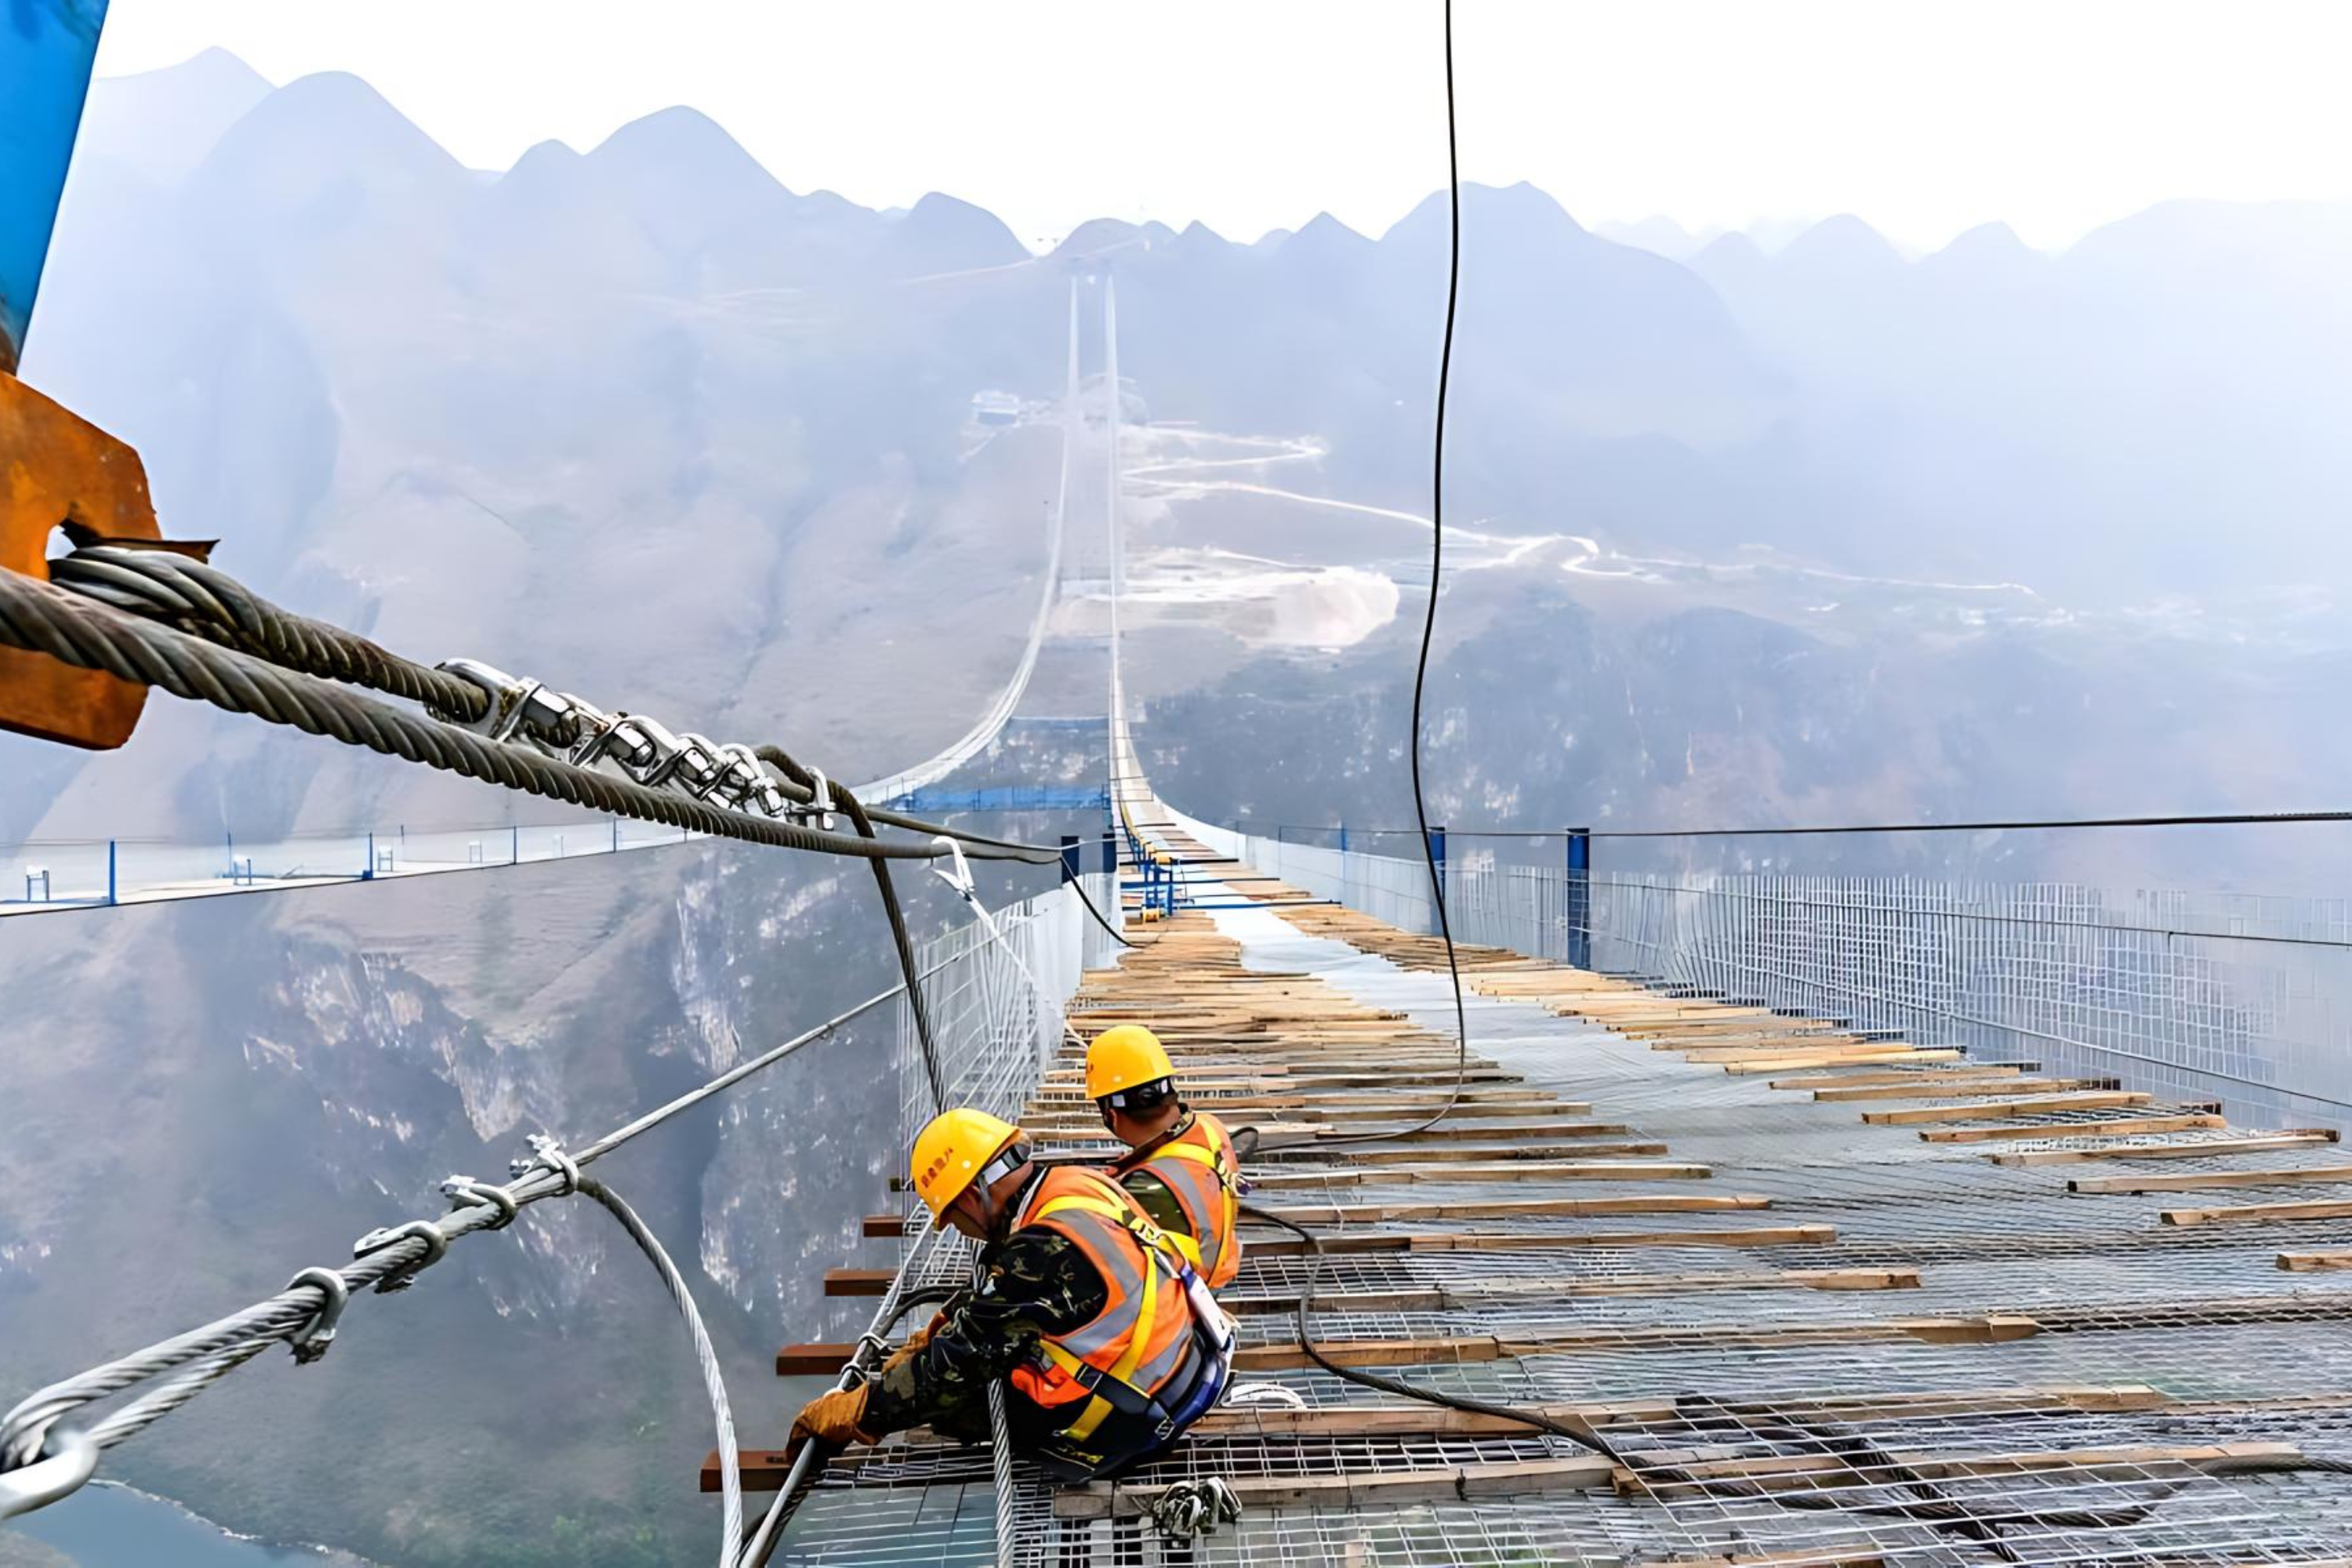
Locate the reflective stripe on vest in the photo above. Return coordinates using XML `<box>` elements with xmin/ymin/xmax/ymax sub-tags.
<box><xmin>1126</xmin><ymin>1110</ymin><xmax>1243</xmax><ymax>1289</ymax></box>
<box><xmin>1007</xmin><ymin>1167</ymin><xmax>1196</xmax><ymax>1443</ymax></box>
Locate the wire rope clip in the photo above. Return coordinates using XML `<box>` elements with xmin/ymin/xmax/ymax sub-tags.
<box><xmin>1146</xmin><ymin>1476</ymin><xmax>1241</xmax><ymax>1543</ymax></box>
<box><xmin>284</xmin><ymin>1267</ymin><xmax>350</xmax><ymax>1365</ymax></box>
<box><xmin>352</xmin><ymin>1219</ymin><xmax>449</xmax><ymax>1294</ymax></box>
<box><xmin>510</xmin><ymin>1132</ymin><xmax>582</xmax><ymax>1196</ymax></box>
<box><xmin>0</xmin><ymin>375</ymin><xmax>164</xmax><ymax>749</ymax></box>
<box><xmin>785</xmin><ymin>767</ymin><xmax>837</xmax><ymax>830</ymax></box>
<box><xmin>440</xmin><ymin>1174</ymin><xmax>521</xmax><ymax>1230</ymax></box>
<box><xmin>430</xmin><ymin>658</ymin><xmax>571</xmax><ymax>745</ymax></box>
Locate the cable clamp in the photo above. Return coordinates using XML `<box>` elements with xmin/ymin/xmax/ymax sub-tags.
<box><xmin>710</xmin><ymin>742</ymin><xmax>768</xmax><ymax>811</ymax></box>
<box><xmin>440</xmin><ymin>1174</ymin><xmax>521</xmax><ymax>1230</ymax></box>
<box><xmin>510</xmin><ymin>1133</ymin><xmax>582</xmax><ymax>1197</ymax></box>
<box><xmin>668</xmin><ymin>731</ymin><xmax>728</xmax><ymax>799</ymax></box>
<box><xmin>1148</xmin><ymin>1476</ymin><xmax>1240</xmax><ymax>1542</ymax></box>
<box><xmin>284</xmin><ymin>1267</ymin><xmax>350</xmax><ymax>1365</ymax></box>
<box><xmin>351</xmin><ymin>1219</ymin><xmax>449</xmax><ymax>1294</ymax></box>
<box><xmin>431</xmin><ymin>658</ymin><xmax>564</xmax><ymax>744</ymax></box>
<box><xmin>604</xmin><ymin>713</ymin><xmax>683</xmax><ymax>786</ymax></box>
<box><xmin>785</xmin><ymin>767</ymin><xmax>837</xmax><ymax>830</ymax></box>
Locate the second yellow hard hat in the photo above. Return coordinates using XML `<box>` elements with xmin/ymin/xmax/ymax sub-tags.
<box><xmin>1086</xmin><ymin>1024</ymin><xmax>1175</xmax><ymax>1101</ymax></box>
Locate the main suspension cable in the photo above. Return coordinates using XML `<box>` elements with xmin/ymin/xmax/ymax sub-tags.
<box><xmin>0</xmin><ymin>566</ymin><xmax>1051</xmax><ymax>866</ymax></box>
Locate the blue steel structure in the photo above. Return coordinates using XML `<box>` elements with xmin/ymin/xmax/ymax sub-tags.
<box><xmin>888</xmin><ymin>785</ymin><xmax>1108</xmax><ymax>815</ymax></box>
<box><xmin>1</xmin><ymin>0</ymin><xmax>107</xmax><ymax>372</ymax></box>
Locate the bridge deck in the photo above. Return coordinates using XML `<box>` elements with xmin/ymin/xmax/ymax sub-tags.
<box><xmin>744</xmin><ymin>823</ymin><xmax>2352</xmax><ymax>1565</ymax></box>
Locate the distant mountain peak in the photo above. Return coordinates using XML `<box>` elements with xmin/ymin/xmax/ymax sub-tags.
<box><xmin>198</xmin><ymin>69</ymin><xmax>465</xmax><ymax>193</ymax></box>
<box><xmin>1777</xmin><ymin>213</ymin><xmax>1903</xmax><ymax>271</ymax></box>
<box><xmin>108</xmin><ymin>44</ymin><xmax>274</xmax><ymax>94</ymax></box>
<box><xmin>589</xmin><ymin>104</ymin><xmax>779</xmax><ymax>189</ymax></box>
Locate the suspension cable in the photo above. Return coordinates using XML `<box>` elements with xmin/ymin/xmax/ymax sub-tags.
<box><xmin>0</xmin><ymin>565</ymin><xmax>1052</xmax><ymax>866</ymax></box>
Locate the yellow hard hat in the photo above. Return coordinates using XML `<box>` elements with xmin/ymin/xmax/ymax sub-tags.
<box><xmin>909</xmin><ymin>1108</ymin><xmax>1024</xmax><ymax>1218</ymax></box>
<box><xmin>1086</xmin><ymin>1025</ymin><xmax>1175</xmax><ymax>1102</ymax></box>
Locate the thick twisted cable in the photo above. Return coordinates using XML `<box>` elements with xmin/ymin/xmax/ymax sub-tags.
<box><xmin>45</xmin><ymin>547</ymin><xmax>1069</xmax><ymax>867</ymax></box>
<box><xmin>574</xmin><ymin>1176</ymin><xmax>742</xmax><ymax>1567</ymax></box>
<box><xmin>0</xmin><ymin>1182</ymin><xmax>557</xmax><ymax>1473</ymax></box>
<box><xmin>0</xmin><ymin>568</ymin><xmax>1053</xmax><ymax>866</ymax></box>
<box><xmin>48</xmin><ymin>545</ymin><xmax>493</xmax><ymax>720</ymax></box>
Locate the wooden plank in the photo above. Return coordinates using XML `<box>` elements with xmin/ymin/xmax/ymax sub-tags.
<box><xmin>1809</xmin><ymin>1077</ymin><xmax>2107</xmax><ymax>1104</ymax></box>
<box><xmin>1721</xmin><ymin>1050</ymin><xmax>1964</xmax><ymax>1075</ymax></box>
<box><xmin>776</xmin><ymin>1341</ymin><xmax>853</xmax><ymax>1375</ymax></box>
<box><xmin>1220</xmin><ymin>1267</ymin><xmax>1919</xmax><ymax>1314</ymax></box>
<box><xmin>1862</xmin><ymin>1091</ymin><xmax>2151</xmax><ymax>1125</ymax></box>
<box><xmin>1766</xmin><ymin>1067</ymin><xmax>2027</xmax><ymax>1091</ymax></box>
<box><xmin>2162</xmin><ymin>1197</ymin><xmax>2352</xmax><ymax>1227</ymax></box>
<box><xmin>1261</xmin><ymin>1193</ymin><xmax>1771</xmax><ymax>1225</ymax></box>
<box><xmin>1237</xmin><ymin>1222</ymin><xmax>1837</xmax><ymax>1258</ymax></box>
<box><xmin>2069</xmin><ymin>1163</ymin><xmax>2352</xmax><ymax>1195</ymax></box>
<box><xmin>822</xmin><ymin>1268</ymin><xmax>897</xmax><ymax>1298</ymax></box>
<box><xmin>1233</xmin><ymin>1312</ymin><xmax>2038</xmax><ymax>1370</ymax></box>
<box><xmin>2278</xmin><ymin>1250</ymin><xmax>2352</xmax><ymax>1272</ymax></box>
<box><xmin>1244</xmin><ymin>1160</ymin><xmax>1713</xmax><ymax>1188</ymax></box>
<box><xmin>1254</xmin><ymin>1140</ymin><xmax>1673</xmax><ymax>1163</ymax></box>
<box><xmin>1918</xmin><ymin>1112</ymin><xmax>2226</xmax><ymax>1145</ymax></box>
<box><xmin>1988</xmin><ymin>1131</ymin><xmax>2334</xmax><ymax>1166</ymax></box>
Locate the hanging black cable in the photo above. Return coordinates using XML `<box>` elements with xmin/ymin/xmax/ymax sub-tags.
<box><xmin>755</xmin><ymin>743</ymin><xmax>946</xmax><ymax>1109</ymax></box>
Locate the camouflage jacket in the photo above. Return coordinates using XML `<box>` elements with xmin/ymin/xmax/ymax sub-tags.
<box><xmin>861</xmin><ymin>1171</ymin><xmax>1110</xmax><ymax>1439</ymax></box>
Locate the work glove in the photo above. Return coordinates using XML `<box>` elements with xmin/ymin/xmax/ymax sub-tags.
<box><xmin>789</xmin><ymin>1383</ymin><xmax>877</xmax><ymax>1457</ymax></box>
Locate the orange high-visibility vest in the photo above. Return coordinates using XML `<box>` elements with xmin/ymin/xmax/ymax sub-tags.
<box><xmin>1006</xmin><ymin>1167</ymin><xmax>1198</xmax><ymax>1443</ymax></box>
<box><xmin>1116</xmin><ymin>1109</ymin><xmax>1243</xmax><ymax>1288</ymax></box>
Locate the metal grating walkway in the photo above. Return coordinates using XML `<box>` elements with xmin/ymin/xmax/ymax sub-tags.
<box><xmin>757</xmin><ymin>819</ymin><xmax>2352</xmax><ymax>1566</ymax></box>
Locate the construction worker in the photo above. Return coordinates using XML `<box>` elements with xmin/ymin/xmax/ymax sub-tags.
<box><xmin>1087</xmin><ymin>1025</ymin><xmax>1246</xmax><ymax>1288</ymax></box>
<box><xmin>787</xmin><ymin>1108</ymin><xmax>1231</xmax><ymax>1480</ymax></box>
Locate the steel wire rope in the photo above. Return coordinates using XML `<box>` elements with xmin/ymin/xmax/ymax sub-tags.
<box><xmin>31</xmin><ymin>543</ymin><xmax>1093</xmax><ymax>870</ymax></box>
<box><xmin>0</xmin><ymin>566</ymin><xmax>1056</xmax><ymax>866</ymax></box>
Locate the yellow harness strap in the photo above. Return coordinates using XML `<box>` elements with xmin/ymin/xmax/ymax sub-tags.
<box><xmin>1033</xmin><ymin>1191</ymin><xmax>1170</xmax><ymax>1443</ymax></box>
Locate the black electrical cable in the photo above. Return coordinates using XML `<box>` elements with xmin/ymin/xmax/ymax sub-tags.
<box><xmin>1250</xmin><ymin>0</ymin><xmax>1471</xmax><ymax>1164</ymax></box>
<box><xmin>757</xmin><ymin>743</ymin><xmax>946</xmax><ymax>1109</ymax></box>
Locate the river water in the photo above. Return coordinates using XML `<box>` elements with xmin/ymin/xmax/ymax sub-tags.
<box><xmin>6</xmin><ymin>1483</ymin><xmax>372</xmax><ymax>1567</ymax></box>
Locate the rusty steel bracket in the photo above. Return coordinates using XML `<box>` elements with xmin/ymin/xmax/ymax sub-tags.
<box><xmin>0</xmin><ymin>373</ymin><xmax>162</xmax><ymax>749</ymax></box>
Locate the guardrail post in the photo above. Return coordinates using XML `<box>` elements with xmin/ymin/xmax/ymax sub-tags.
<box><xmin>1566</xmin><ymin>826</ymin><xmax>1592</xmax><ymax>968</ymax></box>
<box><xmin>612</xmin><ymin>818</ymin><xmax>621</xmax><ymax>854</ymax></box>
<box><xmin>1339</xmin><ymin>822</ymin><xmax>1348</xmax><ymax>854</ymax></box>
<box><xmin>224</xmin><ymin>828</ymin><xmax>234</xmax><ymax>878</ymax></box>
<box><xmin>510</xmin><ymin>824</ymin><xmax>520</xmax><ymax>866</ymax></box>
<box><xmin>107</xmin><ymin>840</ymin><xmax>117</xmax><ymax>906</ymax></box>
<box><xmin>362</xmin><ymin>831</ymin><xmax>375</xmax><ymax>881</ymax></box>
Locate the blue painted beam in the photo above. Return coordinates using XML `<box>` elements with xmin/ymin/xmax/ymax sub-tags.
<box><xmin>888</xmin><ymin>786</ymin><xmax>1110</xmax><ymax>814</ymax></box>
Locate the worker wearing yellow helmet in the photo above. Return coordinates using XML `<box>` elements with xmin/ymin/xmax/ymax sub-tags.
<box><xmin>787</xmin><ymin>1105</ymin><xmax>1232</xmax><ymax>1480</ymax></box>
<box><xmin>1087</xmin><ymin>1025</ymin><xmax>1247</xmax><ymax>1289</ymax></box>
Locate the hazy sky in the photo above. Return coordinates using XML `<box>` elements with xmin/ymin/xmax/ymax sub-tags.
<box><xmin>93</xmin><ymin>0</ymin><xmax>2352</xmax><ymax>252</ymax></box>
